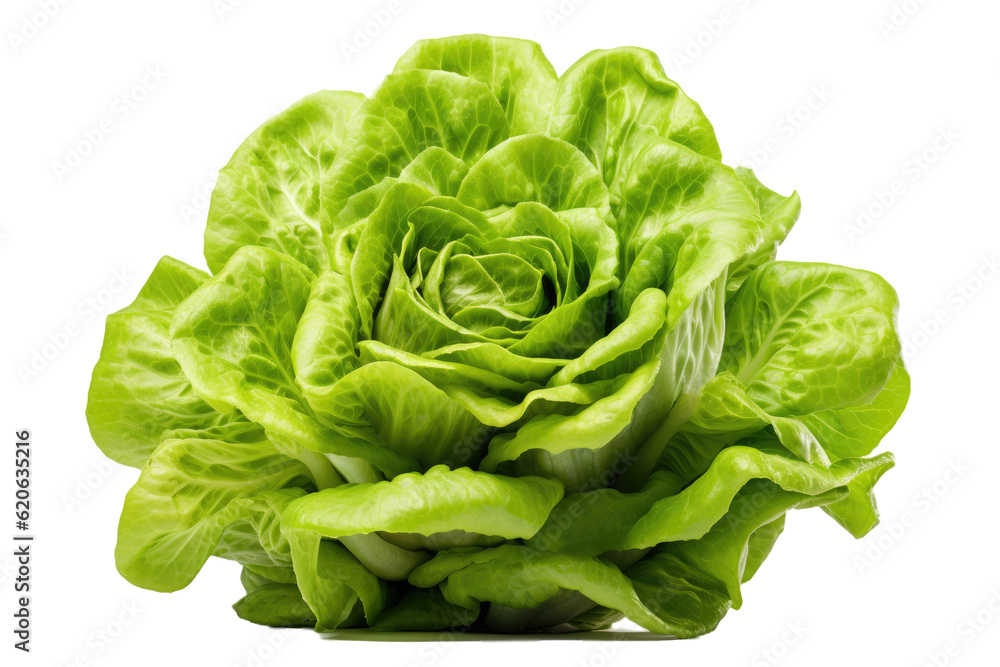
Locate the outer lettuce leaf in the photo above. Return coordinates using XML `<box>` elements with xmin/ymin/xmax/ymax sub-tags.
<box><xmin>528</xmin><ymin>470</ymin><xmax>683</xmax><ymax>553</ymax></box>
<box><xmin>282</xmin><ymin>465</ymin><xmax>562</xmax><ymax>624</ymax></box>
<box><xmin>287</xmin><ymin>534</ymin><xmax>388</xmax><ymax>632</ymax></box>
<box><xmin>170</xmin><ymin>245</ymin><xmax>417</xmax><ymax>482</ymax></box>
<box><xmin>205</xmin><ymin>90</ymin><xmax>365</xmax><ymax>274</ymax></box>
<box><xmin>614</xmin><ymin>139</ymin><xmax>762</xmax><ymax>325</ymax></box>
<box><xmin>720</xmin><ymin>261</ymin><xmax>902</xmax><ymax>417</ymax></box>
<box><xmin>371</xmin><ymin>587</ymin><xmax>478</xmax><ymax>632</ymax></box>
<box><xmin>657</xmin><ymin>480</ymin><xmax>845</xmax><ymax>607</ymax></box>
<box><xmin>812</xmin><ymin>360</ymin><xmax>910</xmax><ymax>536</ymax></box>
<box><xmin>567</xmin><ymin>606</ymin><xmax>626</xmax><ymax>632</ymax></box>
<box><xmin>86</xmin><ymin>256</ymin><xmax>231</xmax><ymax>468</ymax></box>
<box><xmin>804</xmin><ymin>358</ymin><xmax>911</xmax><ymax>461</ymax></box>
<box><xmin>305</xmin><ymin>363</ymin><xmax>492</xmax><ymax>469</ymax></box>
<box><xmin>291</xmin><ymin>269</ymin><xmax>362</xmax><ymax>390</ymax></box>
<box><xmin>458</xmin><ymin>135</ymin><xmax>612</xmax><ymax>217</ymax></box>
<box><xmin>627</xmin><ymin>448</ymin><xmax>893</xmax><ymax>550</ymax></box>
<box><xmin>548</xmin><ymin>47</ymin><xmax>721</xmax><ymax>204</ymax></box>
<box><xmin>409</xmin><ymin>544</ymin><xmax>677</xmax><ymax>634</ymax></box>
<box><xmin>532</xmin><ymin>445</ymin><xmax>894</xmax><ymax>557</ymax></box>
<box><xmin>115</xmin><ymin>422</ymin><xmax>309</xmax><ymax>592</ymax></box>
<box><xmin>284</xmin><ymin>465</ymin><xmax>561</xmax><ymax>539</ymax></box>
<box><xmin>394</xmin><ymin>34</ymin><xmax>558</xmax><ymax>136</ymax></box>
<box><xmin>679</xmin><ymin>262</ymin><xmax>906</xmax><ymax>465</ymax></box>
<box><xmin>214</xmin><ymin>483</ymin><xmax>306</xmax><ymax>574</ymax></box>
<box><xmin>420</xmin><ymin>481</ymin><xmax>846</xmax><ymax>637</ymax></box>
<box><xmin>743</xmin><ymin>515</ymin><xmax>785</xmax><ymax>583</ymax></box>
<box><xmin>726</xmin><ymin>168</ymin><xmax>801</xmax><ymax>296</ymax></box>
<box><xmin>624</xmin><ymin>482</ymin><xmax>837</xmax><ymax>637</ymax></box>
<box><xmin>240</xmin><ymin>566</ymin><xmax>287</xmax><ymax>593</ymax></box>
<box><xmin>681</xmin><ymin>372</ymin><xmax>836</xmax><ymax>465</ymax></box>
<box><xmin>821</xmin><ymin>458</ymin><xmax>894</xmax><ymax>538</ymax></box>
<box><xmin>233</xmin><ymin>583</ymin><xmax>316</xmax><ymax>628</ymax></box>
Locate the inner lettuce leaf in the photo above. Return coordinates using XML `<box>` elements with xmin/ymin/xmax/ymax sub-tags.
<box><xmin>87</xmin><ymin>34</ymin><xmax>910</xmax><ymax>638</ymax></box>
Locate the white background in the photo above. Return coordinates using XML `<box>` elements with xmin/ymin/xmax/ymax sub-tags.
<box><xmin>2</xmin><ymin>1</ymin><xmax>998</xmax><ymax>665</ymax></box>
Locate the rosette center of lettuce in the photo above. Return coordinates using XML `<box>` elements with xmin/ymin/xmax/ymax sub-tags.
<box><xmin>435</xmin><ymin>246</ymin><xmax>552</xmax><ymax>324</ymax></box>
<box><xmin>357</xmin><ymin>175</ymin><xmax>615</xmax><ymax>360</ymax></box>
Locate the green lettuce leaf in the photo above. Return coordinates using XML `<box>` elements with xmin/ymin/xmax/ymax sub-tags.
<box><xmin>86</xmin><ymin>256</ymin><xmax>231</xmax><ymax>468</ymax></box>
<box><xmin>205</xmin><ymin>90</ymin><xmax>364</xmax><ymax>274</ymax></box>
<box><xmin>115</xmin><ymin>422</ymin><xmax>309</xmax><ymax>592</ymax></box>
<box><xmin>532</xmin><ymin>445</ymin><xmax>894</xmax><ymax>556</ymax></box>
<box><xmin>233</xmin><ymin>583</ymin><xmax>316</xmax><ymax>628</ymax></box>
<box><xmin>394</xmin><ymin>34</ymin><xmax>558</xmax><ymax>136</ymax></box>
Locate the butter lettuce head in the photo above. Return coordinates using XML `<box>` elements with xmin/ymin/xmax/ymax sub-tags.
<box><xmin>86</xmin><ymin>34</ymin><xmax>908</xmax><ymax>637</ymax></box>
